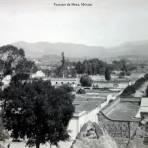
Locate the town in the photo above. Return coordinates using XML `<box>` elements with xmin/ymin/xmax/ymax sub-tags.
<box><xmin>0</xmin><ymin>0</ymin><xmax>147</xmax><ymax>148</ymax></box>
<box><xmin>0</xmin><ymin>45</ymin><xmax>148</xmax><ymax>148</ymax></box>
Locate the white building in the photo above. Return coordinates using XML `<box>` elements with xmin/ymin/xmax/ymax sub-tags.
<box><xmin>135</xmin><ymin>97</ymin><xmax>148</xmax><ymax>119</ymax></box>
<box><xmin>31</xmin><ymin>70</ymin><xmax>45</xmax><ymax>79</ymax></box>
<box><xmin>49</xmin><ymin>78</ymin><xmax>80</xmax><ymax>87</ymax></box>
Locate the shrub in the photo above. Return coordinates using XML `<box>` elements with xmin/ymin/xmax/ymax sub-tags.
<box><xmin>80</xmin><ymin>75</ymin><xmax>92</xmax><ymax>87</ymax></box>
<box><xmin>77</xmin><ymin>88</ymin><xmax>86</xmax><ymax>94</ymax></box>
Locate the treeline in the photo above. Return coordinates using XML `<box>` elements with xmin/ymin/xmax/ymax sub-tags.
<box><xmin>74</xmin><ymin>58</ymin><xmax>136</xmax><ymax>76</ymax></box>
<box><xmin>75</xmin><ymin>59</ymin><xmax>107</xmax><ymax>75</ymax></box>
<box><xmin>121</xmin><ymin>74</ymin><xmax>148</xmax><ymax>97</ymax></box>
<box><xmin>54</xmin><ymin>57</ymin><xmax>136</xmax><ymax>78</ymax></box>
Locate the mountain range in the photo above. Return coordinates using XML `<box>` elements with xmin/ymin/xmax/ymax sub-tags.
<box><xmin>12</xmin><ymin>40</ymin><xmax>148</xmax><ymax>64</ymax></box>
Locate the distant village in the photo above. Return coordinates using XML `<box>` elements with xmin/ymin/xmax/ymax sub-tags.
<box><xmin>0</xmin><ymin>45</ymin><xmax>148</xmax><ymax>148</ymax></box>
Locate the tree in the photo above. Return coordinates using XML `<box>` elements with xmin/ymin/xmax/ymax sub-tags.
<box><xmin>15</xmin><ymin>59</ymin><xmax>38</xmax><ymax>74</ymax></box>
<box><xmin>3</xmin><ymin>61</ymin><xmax>12</xmax><ymax>76</ymax></box>
<box><xmin>75</xmin><ymin>59</ymin><xmax>107</xmax><ymax>75</ymax></box>
<box><xmin>1</xmin><ymin>79</ymin><xmax>75</xmax><ymax>148</ymax></box>
<box><xmin>0</xmin><ymin>45</ymin><xmax>37</xmax><ymax>78</ymax></box>
<box><xmin>121</xmin><ymin>76</ymin><xmax>147</xmax><ymax>97</ymax></box>
<box><xmin>77</xmin><ymin>88</ymin><xmax>86</xmax><ymax>94</ymax></box>
<box><xmin>80</xmin><ymin>75</ymin><xmax>92</xmax><ymax>87</ymax></box>
<box><xmin>0</xmin><ymin>113</ymin><xmax>9</xmax><ymax>141</ymax></box>
<box><xmin>75</xmin><ymin>61</ymin><xmax>84</xmax><ymax>74</ymax></box>
<box><xmin>105</xmin><ymin>67</ymin><xmax>111</xmax><ymax>81</ymax></box>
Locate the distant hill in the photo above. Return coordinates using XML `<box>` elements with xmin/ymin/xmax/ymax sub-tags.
<box><xmin>109</xmin><ymin>40</ymin><xmax>148</xmax><ymax>63</ymax></box>
<box><xmin>111</xmin><ymin>40</ymin><xmax>148</xmax><ymax>56</ymax></box>
<box><xmin>13</xmin><ymin>41</ymin><xmax>108</xmax><ymax>59</ymax></box>
<box><xmin>12</xmin><ymin>40</ymin><xmax>148</xmax><ymax>64</ymax></box>
<box><xmin>35</xmin><ymin>54</ymin><xmax>88</xmax><ymax>66</ymax></box>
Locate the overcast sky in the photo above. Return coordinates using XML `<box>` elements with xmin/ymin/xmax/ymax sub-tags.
<box><xmin>0</xmin><ymin>0</ymin><xmax>148</xmax><ymax>47</ymax></box>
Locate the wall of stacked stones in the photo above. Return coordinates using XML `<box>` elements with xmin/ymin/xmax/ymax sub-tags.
<box><xmin>98</xmin><ymin>113</ymin><xmax>142</xmax><ymax>139</ymax></box>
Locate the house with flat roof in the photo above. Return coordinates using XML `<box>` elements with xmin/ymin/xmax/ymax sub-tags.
<box><xmin>48</xmin><ymin>77</ymin><xmax>80</xmax><ymax>87</ymax></box>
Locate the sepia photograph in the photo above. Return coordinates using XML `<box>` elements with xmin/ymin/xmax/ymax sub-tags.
<box><xmin>0</xmin><ymin>0</ymin><xmax>148</xmax><ymax>148</ymax></box>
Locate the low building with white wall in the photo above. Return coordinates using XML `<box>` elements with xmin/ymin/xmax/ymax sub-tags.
<box><xmin>67</xmin><ymin>90</ymin><xmax>120</xmax><ymax>140</ymax></box>
<box><xmin>68</xmin><ymin>101</ymin><xmax>102</xmax><ymax>139</ymax></box>
<box><xmin>49</xmin><ymin>78</ymin><xmax>80</xmax><ymax>87</ymax></box>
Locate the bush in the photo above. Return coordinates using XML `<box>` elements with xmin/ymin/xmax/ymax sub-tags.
<box><xmin>120</xmin><ymin>85</ymin><xmax>135</xmax><ymax>97</ymax></box>
<box><xmin>80</xmin><ymin>75</ymin><xmax>92</xmax><ymax>87</ymax></box>
<box><xmin>121</xmin><ymin>76</ymin><xmax>148</xmax><ymax>97</ymax></box>
<box><xmin>144</xmin><ymin>74</ymin><xmax>148</xmax><ymax>80</ymax></box>
<box><xmin>77</xmin><ymin>88</ymin><xmax>86</xmax><ymax>94</ymax></box>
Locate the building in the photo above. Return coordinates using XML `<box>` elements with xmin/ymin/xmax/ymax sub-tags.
<box><xmin>31</xmin><ymin>70</ymin><xmax>46</xmax><ymax>79</ymax></box>
<box><xmin>137</xmin><ymin>98</ymin><xmax>148</xmax><ymax>145</ymax></box>
<box><xmin>98</xmin><ymin>96</ymin><xmax>148</xmax><ymax>146</ymax></box>
<box><xmin>67</xmin><ymin>89</ymin><xmax>120</xmax><ymax>139</ymax></box>
<box><xmin>67</xmin><ymin>95</ymin><xmax>105</xmax><ymax>139</ymax></box>
<box><xmin>49</xmin><ymin>77</ymin><xmax>80</xmax><ymax>87</ymax></box>
<box><xmin>92</xmin><ymin>80</ymin><xmax>130</xmax><ymax>90</ymax></box>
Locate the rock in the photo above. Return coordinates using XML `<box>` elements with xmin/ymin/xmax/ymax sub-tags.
<box><xmin>71</xmin><ymin>121</ymin><xmax>119</xmax><ymax>148</ymax></box>
<box><xmin>71</xmin><ymin>121</ymin><xmax>103</xmax><ymax>148</ymax></box>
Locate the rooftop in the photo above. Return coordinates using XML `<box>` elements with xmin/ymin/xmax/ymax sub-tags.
<box><xmin>72</xmin><ymin>89</ymin><xmax>120</xmax><ymax>117</ymax></box>
<box><xmin>101</xmin><ymin>97</ymin><xmax>141</xmax><ymax>122</ymax></box>
<box><xmin>141</xmin><ymin>97</ymin><xmax>148</xmax><ymax>108</ymax></box>
<box><xmin>73</xmin><ymin>94</ymin><xmax>106</xmax><ymax>116</ymax></box>
<box><xmin>106</xmin><ymin>101</ymin><xmax>139</xmax><ymax>121</ymax></box>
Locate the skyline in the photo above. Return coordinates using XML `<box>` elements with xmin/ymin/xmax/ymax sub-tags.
<box><xmin>0</xmin><ymin>0</ymin><xmax>148</xmax><ymax>47</ymax></box>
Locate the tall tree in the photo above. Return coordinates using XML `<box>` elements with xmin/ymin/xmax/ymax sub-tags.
<box><xmin>1</xmin><ymin>79</ymin><xmax>75</xmax><ymax>148</ymax></box>
<box><xmin>15</xmin><ymin>59</ymin><xmax>38</xmax><ymax>74</ymax></box>
<box><xmin>0</xmin><ymin>45</ymin><xmax>37</xmax><ymax>77</ymax></box>
<box><xmin>0</xmin><ymin>112</ymin><xmax>9</xmax><ymax>141</ymax></box>
<box><xmin>75</xmin><ymin>59</ymin><xmax>107</xmax><ymax>75</ymax></box>
<box><xmin>105</xmin><ymin>67</ymin><xmax>111</xmax><ymax>81</ymax></box>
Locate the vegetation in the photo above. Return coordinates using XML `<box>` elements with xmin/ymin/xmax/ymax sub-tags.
<box><xmin>54</xmin><ymin>55</ymin><xmax>136</xmax><ymax>79</ymax></box>
<box><xmin>15</xmin><ymin>58</ymin><xmax>37</xmax><ymax>74</ymax></box>
<box><xmin>121</xmin><ymin>74</ymin><xmax>148</xmax><ymax>97</ymax></box>
<box><xmin>1</xmin><ymin>79</ymin><xmax>75</xmax><ymax>148</ymax></box>
<box><xmin>0</xmin><ymin>113</ymin><xmax>9</xmax><ymax>141</ymax></box>
<box><xmin>112</xmin><ymin>59</ymin><xmax>136</xmax><ymax>76</ymax></box>
<box><xmin>0</xmin><ymin>45</ymin><xmax>37</xmax><ymax>78</ymax></box>
<box><xmin>80</xmin><ymin>75</ymin><xmax>92</xmax><ymax>87</ymax></box>
<box><xmin>105</xmin><ymin>67</ymin><xmax>111</xmax><ymax>81</ymax></box>
<box><xmin>74</xmin><ymin>59</ymin><xmax>136</xmax><ymax>76</ymax></box>
<box><xmin>75</xmin><ymin>59</ymin><xmax>107</xmax><ymax>75</ymax></box>
<box><xmin>77</xmin><ymin>88</ymin><xmax>86</xmax><ymax>94</ymax></box>
<box><xmin>0</xmin><ymin>48</ymin><xmax>74</xmax><ymax>148</ymax></box>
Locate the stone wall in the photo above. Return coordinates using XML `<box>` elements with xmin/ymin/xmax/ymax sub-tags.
<box><xmin>97</xmin><ymin>113</ymin><xmax>141</xmax><ymax>139</ymax></box>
